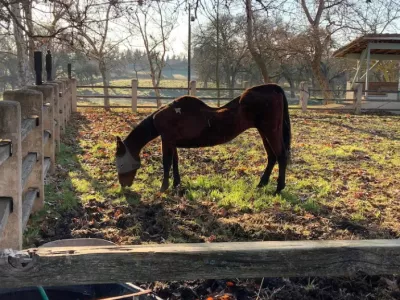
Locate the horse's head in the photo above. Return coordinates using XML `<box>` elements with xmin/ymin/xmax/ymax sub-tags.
<box><xmin>115</xmin><ymin>136</ymin><xmax>141</xmax><ymax>187</ymax></box>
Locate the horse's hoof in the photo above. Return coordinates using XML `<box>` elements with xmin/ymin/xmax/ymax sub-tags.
<box><xmin>160</xmin><ymin>185</ymin><xmax>169</xmax><ymax>193</ymax></box>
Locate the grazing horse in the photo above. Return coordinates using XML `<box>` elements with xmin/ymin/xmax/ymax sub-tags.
<box><xmin>115</xmin><ymin>84</ymin><xmax>291</xmax><ymax>195</ymax></box>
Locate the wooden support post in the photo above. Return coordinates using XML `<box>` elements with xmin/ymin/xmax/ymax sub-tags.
<box><xmin>71</xmin><ymin>78</ymin><xmax>77</xmax><ymax>113</ymax></box>
<box><xmin>355</xmin><ymin>83</ymin><xmax>363</xmax><ymax>115</ymax></box>
<box><xmin>190</xmin><ymin>80</ymin><xmax>196</xmax><ymax>96</ymax></box>
<box><xmin>0</xmin><ymin>101</ymin><xmax>22</xmax><ymax>249</ymax></box>
<box><xmin>3</xmin><ymin>89</ymin><xmax>44</xmax><ymax>212</ymax></box>
<box><xmin>43</xmin><ymin>83</ymin><xmax>60</xmax><ymax>152</ymax></box>
<box><xmin>1</xmin><ymin>239</ymin><xmax>400</xmax><ymax>288</ymax></box>
<box><xmin>27</xmin><ymin>85</ymin><xmax>55</xmax><ymax>174</ymax></box>
<box><xmin>299</xmin><ymin>82</ymin><xmax>309</xmax><ymax>112</ymax></box>
<box><xmin>63</xmin><ymin>79</ymin><xmax>71</xmax><ymax>121</ymax></box>
<box><xmin>52</xmin><ymin>80</ymin><xmax>66</xmax><ymax>134</ymax></box>
<box><xmin>131</xmin><ymin>79</ymin><xmax>138</xmax><ymax>113</ymax></box>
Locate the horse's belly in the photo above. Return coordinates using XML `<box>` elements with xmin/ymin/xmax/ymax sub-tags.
<box><xmin>175</xmin><ymin>130</ymin><xmax>240</xmax><ymax>148</ymax></box>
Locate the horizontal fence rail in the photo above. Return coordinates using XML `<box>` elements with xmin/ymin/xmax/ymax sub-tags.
<box><xmin>76</xmin><ymin>80</ymin><xmax>400</xmax><ymax>113</ymax></box>
<box><xmin>0</xmin><ymin>78</ymin><xmax>76</xmax><ymax>250</ymax></box>
<box><xmin>1</xmin><ymin>239</ymin><xmax>400</xmax><ymax>288</ymax></box>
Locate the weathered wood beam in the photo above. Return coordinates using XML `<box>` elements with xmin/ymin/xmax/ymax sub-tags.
<box><xmin>369</xmin><ymin>43</ymin><xmax>400</xmax><ymax>50</ymax></box>
<box><xmin>0</xmin><ymin>197</ymin><xmax>12</xmax><ymax>237</ymax></box>
<box><xmin>0</xmin><ymin>141</ymin><xmax>11</xmax><ymax>166</ymax></box>
<box><xmin>43</xmin><ymin>130</ymin><xmax>51</xmax><ymax>146</ymax></box>
<box><xmin>21</xmin><ymin>118</ymin><xmax>38</xmax><ymax>142</ymax></box>
<box><xmin>0</xmin><ymin>240</ymin><xmax>399</xmax><ymax>289</ymax></box>
<box><xmin>44</xmin><ymin>157</ymin><xmax>51</xmax><ymax>178</ymax></box>
<box><xmin>21</xmin><ymin>189</ymin><xmax>38</xmax><ymax>231</ymax></box>
<box><xmin>345</xmin><ymin>53</ymin><xmax>400</xmax><ymax>61</ymax></box>
<box><xmin>21</xmin><ymin>153</ymin><xmax>37</xmax><ymax>189</ymax></box>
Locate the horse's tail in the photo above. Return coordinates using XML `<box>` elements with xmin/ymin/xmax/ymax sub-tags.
<box><xmin>281</xmin><ymin>90</ymin><xmax>292</xmax><ymax>165</ymax></box>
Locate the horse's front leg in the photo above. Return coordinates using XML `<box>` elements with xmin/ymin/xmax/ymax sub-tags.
<box><xmin>160</xmin><ymin>140</ymin><xmax>174</xmax><ymax>193</ymax></box>
<box><xmin>172</xmin><ymin>148</ymin><xmax>181</xmax><ymax>188</ymax></box>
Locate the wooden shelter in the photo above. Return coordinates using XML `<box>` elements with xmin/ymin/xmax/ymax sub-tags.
<box><xmin>333</xmin><ymin>34</ymin><xmax>400</xmax><ymax>100</ymax></box>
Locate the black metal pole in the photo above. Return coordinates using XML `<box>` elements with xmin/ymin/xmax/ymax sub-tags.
<box><xmin>34</xmin><ymin>51</ymin><xmax>43</xmax><ymax>85</ymax></box>
<box><xmin>45</xmin><ymin>50</ymin><xmax>52</xmax><ymax>81</ymax></box>
<box><xmin>187</xmin><ymin>3</ymin><xmax>191</xmax><ymax>94</ymax></box>
<box><xmin>68</xmin><ymin>63</ymin><xmax>72</xmax><ymax>79</ymax></box>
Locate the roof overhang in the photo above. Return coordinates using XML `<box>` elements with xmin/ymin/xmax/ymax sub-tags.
<box><xmin>333</xmin><ymin>34</ymin><xmax>400</xmax><ymax>60</ymax></box>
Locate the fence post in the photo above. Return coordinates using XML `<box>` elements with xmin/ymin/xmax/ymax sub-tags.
<box><xmin>190</xmin><ymin>80</ymin><xmax>196</xmax><ymax>96</ymax></box>
<box><xmin>34</xmin><ymin>51</ymin><xmax>43</xmax><ymax>85</ymax></box>
<box><xmin>43</xmin><ymin>83</ymin><xmax>60</xmax><ymax>152</ymax></box>
<box><xmin>0</xmin><ymin>101</ymin><xmax>22</xmax><ymax>249</ymax></box>
<box><xmin>299</xmin><ymin>82</ymin><xmax>309</xmax><ymax>112</ymax></box>
<box><xmin>52</xmin><ymin>80</ymin><xmax>66</xmax><ymax>134</ymax></box>
<box><xmin>355</xmin><ymin>83</ymin><xmax>362</xmax><ymax>115</ymax></box>
<box><xmin>45</xmin><ymin>50</ymin><xmax>52</xmax><ymax>81</ymax></box>
<box><xmin>27</xmin><ymin>85</ymin><xmax>56</xmax><ymax>174</ymax></box>
<box><xmin>71</xmin><ymin>78</ymin><xmax>77</xmax><ymax>113</ymax></box>
<box><xmin>243</xmin><ymin>81</ymin><xmax>249</xmax><ymax>89</ymax></box>
<box><xmin>131</xmin><ymin>79</ymin><xmax>138</xmax><ymax>113</ymax></box>
<box><xmin>3</xmin><ymin>90</ymin><xmax>44</xmax><ymax>213</ymax></box>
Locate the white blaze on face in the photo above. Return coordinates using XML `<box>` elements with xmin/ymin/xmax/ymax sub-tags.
<box><xmin>116</xmin><ymin>148</ymin><xmax>141</xmax><ymax>174</ymax></box>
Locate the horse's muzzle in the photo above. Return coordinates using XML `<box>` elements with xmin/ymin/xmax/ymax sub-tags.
<box><xmin>118</xmin><ymin>170</ymin><xmax>137</xmax><ymax>187</ymax></box>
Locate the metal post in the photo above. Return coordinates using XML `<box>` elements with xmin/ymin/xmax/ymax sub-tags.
<box><xmin>34</xmin><ymin>51</ymin><xmax>43</xmax><ymax>85</ymax></box>
<box><xmin>45</xmin><ymin>50</ymin><xmax>52</xmax><ymax>81</ymax></box>
<box><xmin>216</xmin><ymin>0</ymin><xmax>220</xmax><ymax>107</ymax></box>
<box><xmin>187</xmin><ymin>3</ymin><xmax>191</xmax><ymax>94</ymax></box>
<box><xmin>68</xmin><ymin>63</ymin><xmax>72</xmax><ymax>79</ymax></box>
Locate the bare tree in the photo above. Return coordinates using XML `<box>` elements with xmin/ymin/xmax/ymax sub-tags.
<box><xmin>296</xmin><ymin>0</ymin><xmax>400</xmax><ymax>102</ymax></box>
<box><xmin>126</xmin><ymin>0</ymin><xmax>178</xmax><ymax>107</ymax></box>
<box><xmin>63</xmin><ymin>0</ymin><xmax>127</xmax><ymax>110</ymax></box>
<box><xmin>245</xmin><ymin>0</ymin><xmax>270</xmax><ymax>83</ymax></box>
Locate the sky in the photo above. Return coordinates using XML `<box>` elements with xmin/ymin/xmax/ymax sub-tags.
<box><xmin>31</xmin><ymin>0</ymin><xmax>400</xmax><ymax>57</ymax></box>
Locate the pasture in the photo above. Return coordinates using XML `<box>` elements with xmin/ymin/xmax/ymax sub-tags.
<box><xmin>25</xmin><ymin>108</ymin><xmax>399</xmax><ymax>299</ymax></box>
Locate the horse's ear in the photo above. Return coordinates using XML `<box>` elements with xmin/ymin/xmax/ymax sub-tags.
<box><xmin>116</xmin><ymin>136</ymin><xmax>126</xmax><ymax>156</ymax></box>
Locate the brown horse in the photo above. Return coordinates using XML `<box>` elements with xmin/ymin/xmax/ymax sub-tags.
<box><xmin>115</xmin><ymin>84</ymin><xmax>291</xmax><ymax>195</ymax></box>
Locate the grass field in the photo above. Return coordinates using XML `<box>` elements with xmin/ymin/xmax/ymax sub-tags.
<box><xmin>25</xmin><ymin>108</ymin><xmax>400</xmax><ymax>299</ymax></box>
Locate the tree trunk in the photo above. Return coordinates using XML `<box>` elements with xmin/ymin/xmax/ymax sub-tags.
<box><xmin>311</xmin><ymin>58</ymin><xmax>333</xmax><ymax>105</ymax></box>
<box><xmin>99</xmin><ymin>61</ymin><xmax>110</xmax><ymax>110</ymax></box>
<box><xmin>229</xmin><ymin>74</ymin><xmax>236</xmax><ymax>99</ymax></box>
<box><xmin>22</xmin><ymin>0</ymin><xmax>35</xmax><ymax>81</ymax></box>
<box><xmin>245</xmin><ymin>0</ymin><xmax>270</xmax><ymax>83</ymax></box>
<box><xmin>11</xmin><ymin>2</ymin><xmax>28</xmax><ymax>87</ymax></box>
<box><xmin>288</xmin><ymin>78</ymin><xmax>295</xmax><ymax>98</ymax></box>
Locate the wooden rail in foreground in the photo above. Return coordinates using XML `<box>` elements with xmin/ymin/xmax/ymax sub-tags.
<box><xmin>0</xmin><ymin>240</ymin><xmax>399</xmax><ymax>288</ymax></box>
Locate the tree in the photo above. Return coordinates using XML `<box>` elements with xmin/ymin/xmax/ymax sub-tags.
<box><xmin>125</xmin><ymin>0</ymin><xmax>178</xmax><ymax>107</ymax></box>
<box><xmin>64</xmin><ymin>0</ymin><xmax>127</xmax><ymax>110</ymax></box>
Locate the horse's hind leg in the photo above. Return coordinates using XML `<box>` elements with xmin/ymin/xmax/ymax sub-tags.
<box><xmin>172</xmin><ymin>148</ymin><xmax>181</xmax><ymax>188</ymax></box>
<box><xmin>160</xmin><ymin>139</ymin><xmax>174</xmax><ymax>193</ymax></box>
<box><xmin>257</xmin><ymin>129</ymin><xmax>276</xmax><ymax>187</ymax></box>
<box><xmin>258</xmin><ymin>127</ymin><xmax>287</xmax><ymax>195</ymax></box>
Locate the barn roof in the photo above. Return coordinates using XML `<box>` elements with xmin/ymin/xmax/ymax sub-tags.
<box><xmin>333</xmin><ymin>34</ymin><xmax>400</xmax><ymax>58</ymax></box>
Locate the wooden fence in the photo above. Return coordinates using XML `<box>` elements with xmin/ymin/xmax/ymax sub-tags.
<box><xmin>0</xmin><ymin>78</ymin><xmax>77</xmax><ymax>250</ymax></box>
<box><xmin>77</xmin><ymin>80</ymin><xmax>400</xmax><ymax>114</ymax></box>
<box><xmin>0</xmin><ymin>239</ymin><xmax>399</xmax><ymax>288</ymax></box>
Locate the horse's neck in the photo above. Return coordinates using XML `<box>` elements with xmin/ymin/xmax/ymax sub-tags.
<box><xmin>124</xmin><ymin>115</ymin><xmax>159</xmax><ymax>156</ymax></box>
